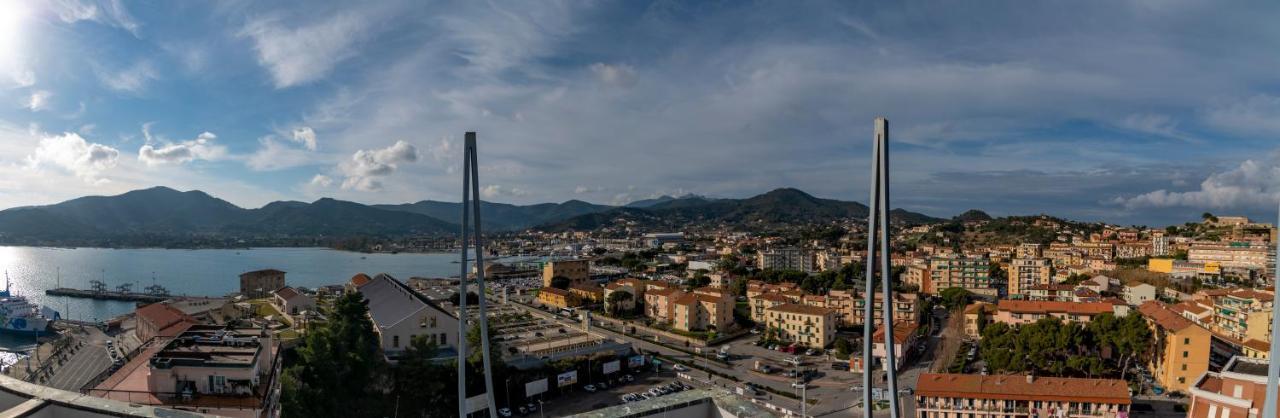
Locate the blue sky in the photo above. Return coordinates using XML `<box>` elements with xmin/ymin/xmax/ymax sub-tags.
<box><xmin>2</xmin><ymin>0</ymin><xmax>1280</xmax><ymax>226</ymax></box>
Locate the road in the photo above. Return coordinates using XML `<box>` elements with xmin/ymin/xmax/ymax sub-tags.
<box><xmin>509</xmin><ymin>300</ymin><xmax>957</xmax><ymax>417</ymax></box>
<box><xmin>41</xmin><ymin>325</ymin><xmax>113</xmax><ymax>391</ymax></box>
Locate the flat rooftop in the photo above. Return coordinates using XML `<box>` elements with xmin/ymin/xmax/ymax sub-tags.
<box><xmin>152</xmin><ymin>328</ymin><xmax>266</xmax><ymax>369</ymax></box>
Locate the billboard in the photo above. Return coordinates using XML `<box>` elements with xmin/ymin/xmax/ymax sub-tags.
<box><xmin>602</xmin><ymin>360</ymin><xmax>620</xmax><ymax>374</ymax></box>
<box><xmin>556</xmin><ymin>370</ymin><xmax>578</xmax><ymax>387</ymax></box>
<box><xmin>628</xmin><ymin>355</ymin><xmax>646</xmax><ymax>368</ymax></box>
<box><xmin>525</xmin><ymin>378</ymin><xmax>548</xmax><ymax>397</ymax></box>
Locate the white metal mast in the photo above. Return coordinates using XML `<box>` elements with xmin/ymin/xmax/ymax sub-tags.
<box><xmin>458</xmin><ymin>132</ymin><xmax>498</xmax><ymax>418</ymax></box>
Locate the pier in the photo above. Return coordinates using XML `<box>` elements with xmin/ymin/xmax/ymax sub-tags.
<box><xmin>44</xmin><ymin>288</ymin><xmax>167</xmax><ymax>303</ymax></box>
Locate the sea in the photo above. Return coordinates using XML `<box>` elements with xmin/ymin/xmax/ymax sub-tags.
<box><xmin>0</xmin><ymin>246</ymin><xmax>480</xmax><ymax>351</ymax></box>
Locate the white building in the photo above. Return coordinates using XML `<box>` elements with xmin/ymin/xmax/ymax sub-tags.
<box><xmin>355</xmin><ymin>273</ymin><xmax>459</xmax><ymax>361</ymax></box>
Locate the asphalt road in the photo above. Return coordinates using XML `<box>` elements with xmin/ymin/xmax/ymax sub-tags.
<box><xmin>43</xmin><ymin>326</ymin><xmax>113</xmax><ymax>391</ymax></box>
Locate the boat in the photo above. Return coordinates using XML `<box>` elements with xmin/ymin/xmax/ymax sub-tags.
<box><xmin>0</xmin><ymin>273</ymin><xmax>57</xmax><ymax>335</ymax></box>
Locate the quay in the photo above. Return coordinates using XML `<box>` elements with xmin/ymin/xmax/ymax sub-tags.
<box><xmin>44</xmin><ymin>288</ymin><xmax>167</xmax><ymax>303</ymax></box>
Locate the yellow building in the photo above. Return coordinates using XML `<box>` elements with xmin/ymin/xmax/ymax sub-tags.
<box><xmin>1007</xmin><ymin>257</ymin><xmax>1052</xmax><ymax>297</ymax></box>
<box><xmin>764</xmin><ymin>303</ymin><xmax>838</xmax><ymax>348</ymax></box>
<box><xmin>537</xmin><ymin>287</ymin><xmax>580</xmax><ymax>309</ymax></box>
<box><xmin>1139</xmin><ymin>301</ymin><xmax>1212</xmax><ymax>393</ymax></box>
<box><xmin>542</xmin><ymin>259</ymin><xmax>590</xmax><ymax>288</ymax></box>
<box><xmin>963</xmin><ymin>302</ymin><xmax>996</xmax><ymax>339</ymax></box>
<box><xmin>748</xmin><ymin>292</ymin><xmax>790</xmax><ymax>323</ymax></box>
<box><xmin>671</xmin><ymin>288</ymin><xmax>734</xmax><ymax>333</ymax></box>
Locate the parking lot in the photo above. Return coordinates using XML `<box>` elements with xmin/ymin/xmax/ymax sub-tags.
<box><xmin>533</xmin><ymin>369</ymin><xmax>704</xmax><ymax>417</ymax></box>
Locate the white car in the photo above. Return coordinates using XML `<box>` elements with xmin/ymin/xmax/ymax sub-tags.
<box><xmin>497</xmin><ymin>408</ymin><xmax>513</xmax><ymax>417</ymax></box>
<box><xmin>673</xmin><ymin>364</ymin><xmax>688</xmax><ymax>372</ymax></box>
<box><xmin>791</xmin><ymin>382</ymin><xmax>808</xmax><ymax>389</ymax></box>
<box><xmin>584</xmin><ymin>384</ymin><xmax>598</xmax><ymax>393</ymax></box>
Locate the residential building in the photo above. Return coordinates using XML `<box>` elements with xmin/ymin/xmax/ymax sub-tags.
<box><xmin>829</xmin><ymin>290</ymin><xmax>921</xmax><ymax>328</ymax></box>
<box><xmin>1188</xmin><ymin>356</ymin><xmax>1278</xmax><ymax>418</ymax></box>
<box><xmin>1008</xmin><ymin>258</ymin><xmax>1053</xmax><ymax>298</ymax></box>
<box><xmin>925</xmin><ymin>255</ymin><xmax>995</xmax><ymax>297</ymax></box>
<box><xmin>271</xmin><ymin>286</ymin><xmax>313</xmax><ymax>316</ymax></box>
<box><xmin>1016</xmin><ymin>243</ymin><xmax>1044</xmax><ymax>259</ymax></box>
<box><xmin>146</xmin><ymin>327</ymin><xmax>275</xmax><ymax>397</ymax></box>
<box><xmin>1189</xmin><ymin>241</ymin><xmax>1270</xmax><ymax>271</ymax></box>
<box><xmin>1025</xmin><ymin>284</ymin><xmax>1076</xmax><ymax>301</ymax></box>
<box><xmin>603</xmin><ymin>282</ymin><xmax>637</xmax><ymax>313</ymax></box>
<box><xmin>904</xmin><ymin>261</ymin><xmax>932</xmax><ymax>294</ymax></box>
<box><xmin>355</xmin><ymin>273</ymin><xmax>458</xmax><ymax>360</ymax></box>
<box><xmin>1139</xmin><ymin>301</ymin><xmax>1213</xmax><ymax>394</ymax></box>
<box><xmin>993</xmin><ymin>300</ymin><xmax>1122</xmax><ymax>326</ymax></box>
<box><xmin>747</xmin><ymin>292</ymin><xmax>789</xmax><ymax>323</ymax></box>
<box><xmin>239</xmin><ymin>269</ymin><xmax>285</xmax><ymax>298</ymax></box>
<box><xmin>1123</xmin><ymin>283</ymin><xmax>1158</xmax><ymax>306</ymax></box>
<box><xmin>537</xmin><ymin>287</ymin><xmax>579</xmax><ymax>309</ymax></box>
<box><xmin>1196</xmin><ymin>287</ymin><xmax>1275</xmax><ymax>343</ymax></box>
<box><xmin>756</xmin><ymin>247</ymin><xmax>817</xmax><ymax>272</ymax></box>
<box><xmin>963</xmin><ymin>302</ymin><xmax>996</xmax><ymax>339</ymax></box>
<box><xmin>764</xmin><ymin>303</ymin><xmax>837</xmax><ymax>348</ymax></box>
<box><xmin>1076</xmin><ymin>242</ymin><xmax>1116</xmax><ymax>261</ymax></box>
<box><xmin>644</xmin><ymin>287</ymin><xmax>685</xmax><ymax>323</ymax></box>
<box><xmin>1152</xmin><ymin>231</ymin><xmax>1169</xmax><ymax>257</ymax></box>
<box><xmin>135</xmin><ymin>302</ymin><xmax>196</xmax><ymax>343</ymax></box>
<box><xmin>914</xmin><ymin>373</ymin><xmax>1131</xmax><ymax>418</ymax></box>
<box><xmin>871</xmin><ymin>322</ymin><xmax>919</xmax><ymax>372</ymax></box>
<box><xmin>542</xmin><ymin>259</ymin><xmax>590</xmax><ymax>288</ymax></box>
<box><xmin>568</xmin><ymin>284</ymin><xmax>604</xmax><ymax>304</ymax></box>
<box><xmin>671</xmin><ymin>288</ymin><xmax>733</xmax><ymax>332</ymax></box>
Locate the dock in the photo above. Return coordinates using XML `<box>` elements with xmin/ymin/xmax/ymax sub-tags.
<box><xmin>44</xmin><ymin>288</ymin><xmax>168</xmax><ymax>303</ymax></box>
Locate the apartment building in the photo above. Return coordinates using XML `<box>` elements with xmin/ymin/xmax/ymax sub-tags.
<box><xmin>748</xmin><ymin>292</ymin><xmax>790</xmax><ymax>323</ymax></box>
<box><xmin>1025</xmin><ymin>284</ymin><xmax>1076</xmax><ymax>301</ymax></box>
<box><xmin>1195</xmin><ymin>287</ymin><xmax>1274</xmax><ymax>344</ymax></box>
<box><xmin>826</xmin><ymin>290</ymin><xmax>921</xmax><ymax>328</ymax></box>
<box><xmin>644</xmin><ymin>287</ymin><xmax>685</xmax><ymax>323</ymax></box>
<box><xmin>904</xmin><ymin>261</ymin><xmax>933</xmax><ymax>294</ymax></box>
<box><xmin>1152</xmin><ymin>232</ymin><xmax>1169</xmax><ymax>257</ymax></box>
<box><xmin>671</xmin><ymin>287</ymin><xmax>733</xmax><ymax>332</ymax></box>
<box><xmin>756</xmin><ymin>247</ymin><xmax>817</xmax><ymax>272</ymax></box>
<box><xmin>1016</xmin><ymin>243</ymin><xmax>1044</xmax><ymax>259</ymax></box>
<box><xmin>963</xmin><ymin>302</ymin><xmax>996</xmax><ymax>339</ymax></box>
<box><xmin>1123</xmin><ymin>283</ymin><xmax>1158</xmax><ymax>306</ymax></box>
<box><xmin>542</xmin><ymin>259</ymin><xmax>591</xmax><ymax>288</ymax></box>
<box><xmin>1189</xmin><ymin>242</ymin><xmax>1270</xmax><ymax>272</ymax></box>
<box><xmin>568</xmin><ymin>284</ymin><xmax>604</xmax><ymax>304</ymax></box>
<box><xmin>871</xmin><ymin>322</ymin><xmax>919</xmax><ymax>372</ymax></box>
<box><xmin>764</xmin><ymin>303</ymin><xmax>838</xmax><ymax>348</ymax></box>
<box><xmin>914</xmin><ymin>374</ymin><xmax>1131</xmax><ymax>418</ymax></box>
<box><xmin>1139</xmin><ymin>301</ymin><xmax>1213</xmax><ymax>394</ymax></box>
<box><xmin>925</xmin><ymin>255</ymin><xmax>996</xmax><ymax>297</ymax></box>
<box><xmin>537</xmin><ymin>287</ymin><xmax>578</xmax><ymax>309</ymax></box>
<box><xmin>1076</xmin><ymin>242</ymin><xmax>1116</xmax><ymax>261</ymax></box>
<box><xmin>603</xmin><ymin>282</ymin><xmax>637</xmax><ymax>312</ymax></box>
<box><xmin>1188</xmin><ymin>356</ymin><xmax>1276</xmax><ymax>418</ymax></box>
<box><xmin>1007</xmin><ymin>257</ymin><xmax>1052</xmax><ymax>298</ymax></box>
<box><xmin>991</xmin><ymin>300</ymin><xmax>1122</xmax><ymax>327</ymax></box>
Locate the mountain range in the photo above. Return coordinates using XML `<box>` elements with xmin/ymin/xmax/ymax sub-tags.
<box><xmin>0</xmin><ymin>186</ymin><xmax>942</xmax><ymax>244</ymax></box>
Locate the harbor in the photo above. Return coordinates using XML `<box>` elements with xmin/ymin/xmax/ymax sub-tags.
<box><xmin>43</xmin><ymin>280</ymin><xmax>169</xmax><ymax>304</ymax></box>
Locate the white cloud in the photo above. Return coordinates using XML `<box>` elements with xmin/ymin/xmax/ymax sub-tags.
<box><xmin>46</xmin><ymin>0</ymin><xmax>140</xmax><ymax>35</ymax></box>
<box><xmin>339</xmin><ymin>140</ymin><xmax>419</xmax><ymax>191</ymax></box>
<box><xmin>291</xmin><ymin>126</ymin><xmax>317</xmax><ymax>150</ymax></box>
<box><xmin>26</xmin><ymin>131</ymin><xmax>120</xmax><ymax>183</ymax></box>
<box><xmin>240</xmin><ymin>13</ymin><xmax>374</xmax><ymax>88</ymax></box>
<box><xmin>309</xmin><ymin>174</ymin><xmax>334</xmax><ymax>188</ymax></box>
<box><xmin>1203</xmin><ymin>94</ymin><xmax>1280</xmax><ymax>138</ymax></box>
<box><xmin>245</xmin><ymin>137</ymin><xmax>319</xmax><ymax>171</ymax></box>
<box><xmin>1118</xmin><ymin>113</ymin><xmax>1198</xmax><ymax>142</ymax></box>
<box><xmin>98</xmin><ymin>60</ymin><xmax>157</xmax><ymax>93</ymax></box>
<box><xmin>138</xmin><ymin>131</ymin><xmax>226</xmax><ymax>166</ymax></box>
<box><xmin>1116</xmin><ymin>155</ymin><xmax>1280</xmax><ymax>209</ymax></box>
<box><xmin>480</xmin><ymin>184</ymin><xmax>530</xmax><ymax>199</ymax></box>
<box><xmin>574</xmin><ymin>185</ymin><xmax>604</xmax><ymax>194</ymax></box>
<box><xmin>589</xmin><ymin>63</ymin><xmax>636</xmax><ymax>86</ymax></box>
<box><xmin>25</xmin><ymin>90</ymin><xmax>51</xmax><ymax>111</ymax></box>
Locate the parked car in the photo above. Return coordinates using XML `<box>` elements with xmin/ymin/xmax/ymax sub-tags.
<box><xmin>584</xmin><ymin>384</ymin><xmax>598</xmax><ymax>393</ymax></box>
<box><xmin>498</xmin><ymin>408</ymin><xmax>513</xmax><ymax>417</ymax></box>
<box><xmin>791</xmin><ymin>382</ymin><xmax>808</xmax><ymax>389</ymax></box>
<box><xmin>673</xmin><ymin>364</ymin><xmax>688</xmax><ymax>372</ymax></box>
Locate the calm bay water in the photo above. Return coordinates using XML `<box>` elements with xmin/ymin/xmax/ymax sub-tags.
<box><xmin>0</xmin><ymin>246</ymin><xmax>471</xmax><ymax>326</ymax></box>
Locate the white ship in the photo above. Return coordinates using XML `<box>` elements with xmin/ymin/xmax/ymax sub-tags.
<box><xmin>0</xmin><ymin>274</ymin><xmax>57</xmax><ymax>335</ymax></box>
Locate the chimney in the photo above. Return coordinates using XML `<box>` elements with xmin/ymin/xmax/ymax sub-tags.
<box><xmin>1026</xmin><ymin>374</ymin><xmax>1034</xmax><ymax>384</ymax></box>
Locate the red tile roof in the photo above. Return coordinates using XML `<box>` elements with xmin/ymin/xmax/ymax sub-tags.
<box><xmin>997</xmin><ymin>300</ymin><xmax>1115</xmax><ymax>315</ymax></box>
<box><xmin>1138</xmin><ymin>301</ymin><xmax>1198</xmax><ymax>331</ymax></box>
<box><xmin>872</xmin><ymin>322</ymin><xmax>919</xmax><ymax>344</ymax></box>
<box><xmin>351</xmin><ymin>273</ymin><xmax>372</xmax><ymax>287</ymax></box>
<box><xmin>915</xmin><ymin>373</ymin><xmax>1130</xmax><ymax>404</ymax></box>
<box><xmin>767</xmin><ymin>303</ymin><xmax>835</xmax><ymax>316</ymax></box>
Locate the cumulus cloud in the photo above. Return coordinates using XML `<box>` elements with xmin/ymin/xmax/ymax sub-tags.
<box><xmin>309</xmin><ymin>174</ymin><xmax>334</xmax><ymax>188</ymax></box>
<box><xmin>589</xmin><ymin>63</ymin><xmax>636</xmax><ymax>86</ymax></box>
<box><xmin>480</xmin><ymin>184</ymin><xmax>530</xmax><ymax>199</ymax></box>
<box><xmin>1115</xmin><ymin>156</ymin><xmax>1280</xmax><ymax>210</ymax></box>
<box><xmin>339</xmin><ymin>140</ymin><xmax>418</xmax><ymax>191</ymax></box>
<box><xmin>240</xmin><ymin>13</ymin><xmax>374</xmax><ymax>88</ymax></box>
<box><xmin>291</xmin><ymin>126</ymin><xmax>317</xmax><ymax>150</ymax></box>
<box><xmin>26</xmin><ymin>132</ymin><xmax>120</xmax><ymax>183</ymax></box>
<box><xmin>138</xmin><ymin>131</ymin><xmax>226</xmax><ymax>166</ymax></box>
<box><xmin>25</xmin><ymin>91</ymin><xmax>51</xmax><ymax>111</ymax></box>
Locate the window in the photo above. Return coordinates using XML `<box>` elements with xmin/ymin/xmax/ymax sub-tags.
<box><xmin>1182</xmin><ymin>351</ymin><xmax>1189</xmax><ymax>358</ymax></box>
<box><xmin>393</xmin><ymin>335</ymin><xmax>400</xmax><ymax>348</ymax></box>
<box><xmin>1181</xmin><ymin>364</ymin><xmax>1186</xmax><ymax>371</ymax></box>
<box><xmin>1183</xmin><ymin>337</ymin><xmax>1190</xmax><ymax>345</ymax></box>
<box><xmin>1178</xmin><ymin>377</ymin><xmax>1185</xmax><ymax>384</ymax></box>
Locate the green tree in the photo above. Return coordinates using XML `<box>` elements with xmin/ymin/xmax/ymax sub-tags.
<box><xmin>833</xmin><ymin>338</ymin><xmax>853</xmax><ymax>360</ymax></box>
<box><xmin>939</xmin><ymin>287</ymin><xmax>972</xmax><ymax>311</ymax></box>
<box><xmin>606</xmin><ymin>290</ymin><xmax>634</xmax><ymax>315</ymax></box>
<box><xmin>282</xmin><ymin>292</ymin><xmax>389</xmax><ymax>417</ymax></box>
<box><xmin>393</xmin><ymin>336</ymin><xmax>456</xmax><ymax>417</ymax></box>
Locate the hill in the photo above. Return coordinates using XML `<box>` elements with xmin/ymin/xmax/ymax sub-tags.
<box><xmin>0</xmin><ymin>187</ymin><xmax>457</xmax><ymax>243</ymax></box>
<box><xmin>373</xmin><ymin>199</ymin><xmax>613</xmax><ymax>231</ymax></box>
<box><xmin>536</xmin><ymin>188</ymin><xmax>942</xmax><ymax>231</ymax></box>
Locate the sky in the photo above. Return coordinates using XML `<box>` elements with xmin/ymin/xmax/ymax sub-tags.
<box><xmin>2</xmin><ymin>0</ymin><xmax>1280</xmax><ymax>226</ymax></box>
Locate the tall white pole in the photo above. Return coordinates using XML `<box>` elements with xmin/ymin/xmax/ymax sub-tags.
<box><xmin>1262</xmin><ymin>202</ymin><xmax>1280</xmax><ymax>418</ymax></box>
<box><xmin>469</xmin><ymin>132</ymin><xmax>499</xmax><ymax>418</ymax></box>
<box><xmin>877</xmin><ymin>117</ymin><xmax>901</xmax><ymax>418</ymax></box>
<box><xmin>861</xmin><ymin>124</ymin><xmax>881</xmax><ymax>418</ymax></box>
<box><xmin>458</xmin><ymin>136</ymin><xmax>472</xmax><ymax>418</ymax></box>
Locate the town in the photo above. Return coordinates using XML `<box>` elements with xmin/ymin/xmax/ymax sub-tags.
<box><xmin>9</xmin><ymin>210</ymin><xmax>1272</xmax><ymax>418</ymax></box>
